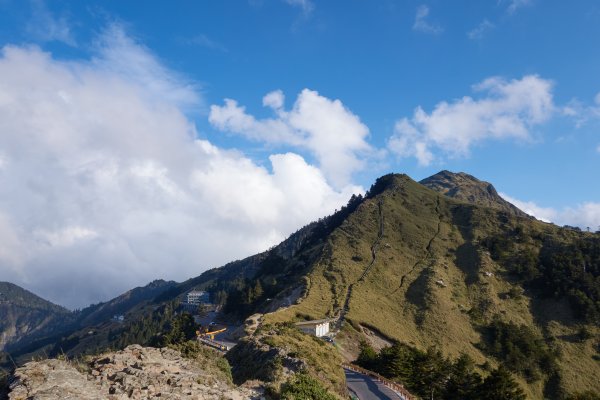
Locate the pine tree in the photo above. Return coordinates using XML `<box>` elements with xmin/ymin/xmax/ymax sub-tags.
<box><xmin>443</xmin><ymin>354</ymin><xmax>482</xmax><ymax>400</ymax></box>
<box><xmin>478</xmin><ymin>366</ymin><xmax>526</xmax><ymax>400</ymax></box>
<box><xmin>356</xmin><ymin>341</ymin><xmax>378</xmax><ymax>371</ymax></box>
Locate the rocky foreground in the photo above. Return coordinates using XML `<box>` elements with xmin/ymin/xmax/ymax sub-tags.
<box><xmin>8</xmin><ymin>345</ymin><xmax>263</xmax><ymax>400</ymax></box>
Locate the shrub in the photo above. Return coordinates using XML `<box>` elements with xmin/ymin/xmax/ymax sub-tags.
<box><xmin>280</xmin><ymin>372</ymin><xmax>338</xmax><ymax>400</ymax></box>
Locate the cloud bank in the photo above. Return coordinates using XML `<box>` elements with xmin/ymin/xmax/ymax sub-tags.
<box><xmin>389</xmin><ymin>75</ymin><xmax>555</xmax><ymax>165</ymax></box>
<box><xmin>0</xmin><ymin>26</ymin><xmax>360</xmax><ymax>308</ymax></box>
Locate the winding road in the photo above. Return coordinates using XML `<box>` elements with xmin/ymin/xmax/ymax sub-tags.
<box><xmin>345</xmin><ymin>369</ymin><xmax>406</xmax><ymax>400</ymax></box>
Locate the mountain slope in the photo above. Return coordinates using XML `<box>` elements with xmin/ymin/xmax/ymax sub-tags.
<box><xmin>2</xmin><ymin>280</ymin><xmax>178</xmax><ymax>359</ymax></box>
<box><xmin>420</xmin><ymin>170</ymin><xmax>530</xmax><ymax>218</ymax></box>
<box><xmin>0</xmin><ymin>282</ymin><xmax>71</xmax><ymax>352</ymax></box>
<box><xmin>265</xmin><ymin>173</ymin><xmax>600</xmax><ymax>398</ymax></box>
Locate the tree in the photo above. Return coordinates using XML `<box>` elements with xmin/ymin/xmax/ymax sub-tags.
<box><xmin>356</xmin><ymin>341</ymin><xmax>378</xmax><ymax>370</ymax></box>
<box><xmin>161</xmin><ymin>313</ymin><xmax>197</xmax><ymax>345</ymax></box>
<box><xmin>413</xmin><ymin>347</ymin><xmax>451</xmax><ymax>400</ymax></box>
<box><xmin>280</xmin><ymin>373</ymin><xmax>337</xmax><ymax>400</ymax></box>
<box><xmin>478</xmin><ymin>366</ymin><xmax>526</xmax><ymax>400</ymax></box>
<box><xmin>443</xmin><ymin>354</ymin><xmax>481</xmax><ymax>400</ymax></box>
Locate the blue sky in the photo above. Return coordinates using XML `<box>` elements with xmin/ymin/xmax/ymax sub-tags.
<box><xmin>0</xmin><ymin>0</ymin><xmax>599</xmax><ymax>306</ymax></box>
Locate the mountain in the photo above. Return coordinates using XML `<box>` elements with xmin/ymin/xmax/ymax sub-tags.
<box><xmin>75</xmin><ymin>279</ymin><xmax>178</xmax><ymax>327</ymax></box>
<box><xmin>420</xmin><ymin>170</ymin><xmax>530</xmax><ymax>218</ymax></box>
<box><xmin>1</xmin><ymin>279</ymin><xmax>177</xmax><ymax>359</ymax></box>
<box><xmin>4</xmin><ymin>171</ymin><xmax>599</xmax><ymax>399</ymax></box>
<box><xmin>263</xmin><ymin>173</ymin><xmax>599</xmax><ymax>398</ymax></box>
<box><xmin>0</xmin><ymin>282</ymin><xmax>71</xmax><ymax>352</ymax></box>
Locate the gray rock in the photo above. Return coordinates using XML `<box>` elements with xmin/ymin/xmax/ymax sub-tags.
<box><xmin>9</xmin><ymin>345</ymin><xmax>263</xmax><ymax>400</ymax></box>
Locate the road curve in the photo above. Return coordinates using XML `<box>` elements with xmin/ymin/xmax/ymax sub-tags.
<box><xmin>345</xmin><ymin>369</ymin><xmax>405</xmax><ymax>400</ymax></box>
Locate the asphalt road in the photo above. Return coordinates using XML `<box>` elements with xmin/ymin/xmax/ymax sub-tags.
<box><xmin>345</xmin><ymin>369</ymin><xmax>404</xmax><ymax>400</ymax></box>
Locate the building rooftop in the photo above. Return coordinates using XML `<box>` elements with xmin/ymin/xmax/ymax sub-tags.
<box><xmin>294</xmin><ymin>319</ymin><xmax>330</xmax><ymax>326</ymax></box>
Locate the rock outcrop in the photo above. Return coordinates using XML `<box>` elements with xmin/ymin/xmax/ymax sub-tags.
<box><xmin>420</xmin><ymin>170</ymin><xmax>530</xmax><ymax>218</ymax></box>
<box><xmin>8</xmin><ymin>345</ymin><xmax>262</xmax><ymax>400</ymax></box>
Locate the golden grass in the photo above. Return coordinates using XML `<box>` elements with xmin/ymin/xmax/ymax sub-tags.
<box><xmin>264</xmin><ymin>175</ymin><xmax>600</xmax><ymax>398</ymax></box>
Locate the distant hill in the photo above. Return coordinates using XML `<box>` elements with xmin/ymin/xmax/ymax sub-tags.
<box><xmin>0</xmin><ymin>282</ymin><xmax>71</xmax><ymax>352</ymax></box>
<box><xmin>0</xmin><ymin>279</ymin><xmax>177</xmax><ymax>357</ymax></box>
<box><xmin>420</xmin><ymin>170</ymin><xmax>530</xmax><ymax>218</ymax></box>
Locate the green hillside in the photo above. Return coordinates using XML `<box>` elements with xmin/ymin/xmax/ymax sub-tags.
<box><xmin>0</xmin><ymin>282</ymin><xmax>71</xmax><ymax>352</ymax></box>
<box><xmin>265</xmin><ymin>173</ymin><xmax>600</xmax><ymax>399</ymax></box>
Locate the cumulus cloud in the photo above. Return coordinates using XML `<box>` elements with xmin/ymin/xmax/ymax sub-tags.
<box><xmin>501</xmin><ymin>194</ymin><xmax>600</xmax><ymax>231</ymax></box>
<box><xmin>388</xmin><ymin>75</ymin><xmax>555</xmax><ymax>165</ymax></box>
<box><xmin>413</xmin><ymin>5</ymin><xmax>443</xmax><ymax>34</ymax></box>
<box><xmin>0</xmin><ymin>26</ymin><xmax>361</xmax><ymax>308</ymax></box>
<box><xmin>209</xmin><ymin>89</ymin><xmax>373</xmax><ymax>188</ymax></box>
<box><xmin>468</xmin><ymin>19</ymin><xmax>494</xmax><ymax>40</ymax></box>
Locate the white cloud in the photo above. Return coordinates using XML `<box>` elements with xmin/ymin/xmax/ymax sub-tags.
<box><xmin>413</xmin><ymin>5</ymin><xmax>443</xmax><ymax>34</ymax></box>
<box><xmin>506</xmin><ymin>0</ymin><xmax>532</xmax><ymax>14</ymax></box>
<box><xmin>388</xmin><ymin>75</ymin><xmax>555</xmax><ymax>165</ymax></box>
<box><xmin>92</xmin><ymin>25</ymin><xmax>202</xmax><ymax>112</ymax></box>
<box><xmin>185</xmin><ymin>34</ymin><xmax>227</xmax><ymax>52</ymax></box>
<box><xmin>499</xmin><ymin>193</ymin><xmax>557</xmax><ymax>223</ymax></box>
<box><xmin>0</xmin><ymin>27</ymin><xmax>361</xmax><ymax>308</ymax></box>
<box><xmin>284</xmin><ymin>0</ymin><xmax>314</xmax><ymax>15</ymax></box>
<box><xmin>468</xmin><ymin>19</ymin><xmax>494</xmax><ymax>40</ymax></box>
<box><xmin>500</xmin><ymin>194</ymin><xmax>600</xmax><ymax>231</ymax></box>
<box><xmin>563</xmin><ymin>92</ymin><xmax>600</xmax><ymax>127</ymax></box>
<box><xmin>209</xmin><ymin>89</ymin><xmax>373</xmax><ymax>188</ymax></box>
<box><xmin>26</xmin><ymin>0</ymin><xmax>75</xmax><ymax>46</ymax></box>
<box><xmin>263</xmin><ymin>89</ymin><xmax>285</xmax><ymax>110</ymax></box>
<box><xmin>597</xmin><ymin>144</ymin><xmax>600</xmax><ymax>153</ymax></box>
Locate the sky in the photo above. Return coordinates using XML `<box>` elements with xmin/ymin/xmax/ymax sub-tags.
<box><xmin>0</xmin><ymin>0</ymin><xmax>599</xmax><ymax>308</ymax></box>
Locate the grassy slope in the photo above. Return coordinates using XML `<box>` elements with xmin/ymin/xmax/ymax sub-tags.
<box><xmin>265</xmin><ymin>175</ymin><xmax>600</xmax><ymax>399</ymax></box>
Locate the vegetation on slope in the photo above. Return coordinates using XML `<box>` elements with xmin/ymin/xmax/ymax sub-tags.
<box><xmin>484</xmin><ymin>229</ymin><xmax>600</xmax><ymax>323</ymax></box>
<box><xmin>226</xmin><ymin>322</ymin><xmax>345</xmax><ymax>399</ymax></box>
<box><xmin>0</xmin><ymin>282</ymin><xmax>72</xmax><ymax>352</ymax></box>
<box><xmin>357</xmin><ymin>340</ymin><xmax>526</xmax><ymax>400</ymax></box>
<box><xmin>480</xmin><ymin>319</ymin><xmax>559</xmax><ymax>382</ymax></box>
<box><xmin>265</xmin><ymin>173</ymin><xmax>600</xmax><ymax>398</ymax></box>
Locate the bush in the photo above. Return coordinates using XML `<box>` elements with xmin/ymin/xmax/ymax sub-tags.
<box><xmin>478</xmin><ymin>366</ymin><xmax>526</xmax><ymax>400</ymax></box>
<box><xmin>168</xmin><ymin>340</ymin><xmax>232</xmax><ymax>383</ymax></box>
<box><xmin>280</xmin><ymin>372</ymin><xmax>338</xmax><ymax>400</ymax></box>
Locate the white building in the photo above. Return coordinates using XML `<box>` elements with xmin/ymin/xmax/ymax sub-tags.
<box><xmin>186</xmin><ymin>290</ymin><xmax>209</xmax><ymax>305</ymax></box>
<box><xmin>295</xmin><ymin>319</ymin><xmax>330</xmax><ymax>337</ymax></box>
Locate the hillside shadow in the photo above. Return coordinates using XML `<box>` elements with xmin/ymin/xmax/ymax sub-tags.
<box><xmin>529</xmin><ymin>296</ymin><xmax>578</xmax><ymax>328</ymax></box>
<box><xmin>405</xmin><ymin>267</ymin><xmax>434</xmax><ymax>325</ymax></box>
<box><xmin>451</xmin><ymin>205</ymin><xmax>475</xmax><ymax>242</ymax></box>
<box><xmin>454</xmin><ymin>243</ymin><xmax>480</xmax><ymax>285</ymax></box>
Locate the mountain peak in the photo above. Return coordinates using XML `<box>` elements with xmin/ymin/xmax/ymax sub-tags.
<box><xmin>420</xmin><ymin>170</ymin><xmax>529</xmax><ymax>218</ymax></box>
